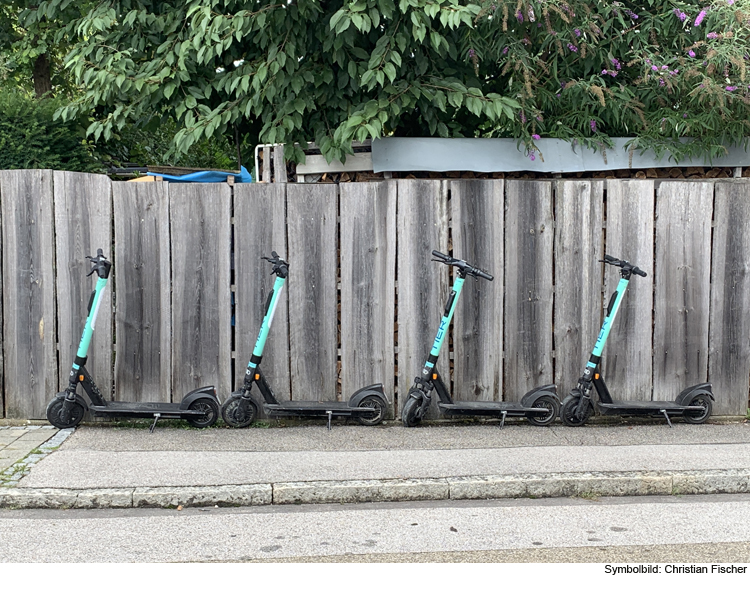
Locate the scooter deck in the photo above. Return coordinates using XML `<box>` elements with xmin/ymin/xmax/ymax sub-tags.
<box><xmin>598</xmin><ymin>400</ymin><xmax>705</xmax><ymax>416</ymax></box>
<box><xmin>88</xmin><ymin>401</ymin><xmax>205</xmax><ymax>419</ymax></box>
<box><xmin>438</xmin><ymin>401</ymin><xmax>549</xmax><ymax>417</ymax></box>
<box><xmin>264</xmin><ymin>401</ymin><xmax>377</xmax><ymax>417</ymax></box>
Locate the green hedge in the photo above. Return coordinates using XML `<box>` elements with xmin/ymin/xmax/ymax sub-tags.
<box><xmin>0</xmin><ymin>90</ymin><xmax>98</xmax><ymax>171</ymax></box>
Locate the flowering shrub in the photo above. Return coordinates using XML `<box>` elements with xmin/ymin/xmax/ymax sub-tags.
<box><xmin>469</xmin><ymin>0</ymin><xmax>750</xmax><ymax>161</ymax></box>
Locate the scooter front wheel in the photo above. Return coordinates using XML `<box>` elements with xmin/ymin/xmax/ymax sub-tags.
<box><xmin>401</xmin><ymin>393</ymin><xmax>422</xmax><ymax>428</ymax></box>
<box><xmin>46</xmin><ymin>396</ymin><xmax>85</xmax><ymax>429</ymax></box>
<box><xmin>221</xmin><ymin>394</ymin><xmax>258</xmax><ymax>428</ymax></box>
<box><xmin>560</xmin><ymin>394</ymin><xmax>592</xmax><ymax>427</ymax></box>
<box><xmin>526</xmin><ymin>395</ymin><xmax>560</xmax><ymax>426</ymax></box>
<box><xmin>357</xmin><ymin>395</ymin><xmax>386</xmax><ymax>426</ymax></box>
<box><xmin>186</xmin><ymin>398</ymin><xmax>219</xmax><ymax>428</ymax></box>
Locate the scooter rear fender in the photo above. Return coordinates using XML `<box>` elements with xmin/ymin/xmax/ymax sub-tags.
<box><xmin>179</xmin><ymin>385</ymin><xmax>219</xmax><ymax>409</ymax></box>
<box><xmin>347</xmin><ymin>383</ymin><xmax>388</xmax><ymax>408</ymax></box>
<box><xmin>674</xmin><ymin>383</ymin><xmax>714</xmax><ymax>405</ymax></box>
<box><xmin>520</xmin><ymin>384</ymin><xmax>558</xmax><ymax>408</ymax></box>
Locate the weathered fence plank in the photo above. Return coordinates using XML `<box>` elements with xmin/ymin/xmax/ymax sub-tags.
<box><xmin>170</xmin><ymin>183</ymin><xmax>232</xmax><ymax>399</ymax></box>
<box><xmin>233</xmin><ymin>184</ymin><xmax>290</xmax><ymax>404</ymax></box>
<box><xmin>286</xmin><ymin>184</ymin><xmax>338</xmax><ymax>401</ymax></box>
<box><xmin>113</xmin><ymin>182</ymin><xmax>171</xmax><ymax>402</ymax></box>
<box><xmin>554</xmin><ymin>180</ymin><xmax>604</xmax><ymax>395</ymax></box>
<box><xmin>451</xmin><ymin>180</ymin><xmax>504</xmax><ymax>402</ymax></box>
<box><xmin>0</xmin><ymin>170</ymin><xmax>57</xmax><ymax>419</ymax></box>
<box><xmin>709</xmin><ymin>182</ymin><xmax>750</xmax><ymax>415</ymax></box>
<box><xmin>54</xmin><ymin>171</ymin><xmax>113</xmax><ymax>396</ymax></box>
<box><xmin>504</xmin><ymin>181</ymin><xmax>554</xmax><ymax>401</ymax></box>
<box><xmin>603</xmin><ymin>180</ymin><xmax>655</xmax><ymax>401</ymax></box>
<box><xmin>396</xmin><ymin>180</ymin><xmax>449</xmax><ymax>417</ymax></box>
<box><xmin>653</xmin><ymin>182</ymin><xmax>712</xmax><ymax>400</ymax></box>
<box><xmin>340</xmin><ymin>182</ymin><xmax>397</xmax><ymax>405</ymax></box>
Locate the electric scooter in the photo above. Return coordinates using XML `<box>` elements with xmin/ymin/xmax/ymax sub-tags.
<box><xmin>402</xmin><ymin>250</ymin><xmax>560</xmax><ymax>427</ymax></box>
<box><xmin>221</xmin><ymin>252</ymin><xmax>389</xmax><ymax>429</ymax></box>
<box><xmin>560</xmin><ymin>255</ymin><xmax>713</xmax><ymax>427</ymax></box>
<box><xmin>46</xmin><ymin>249</ymin><xmax>220</xmax><ymax>431</ymax></box>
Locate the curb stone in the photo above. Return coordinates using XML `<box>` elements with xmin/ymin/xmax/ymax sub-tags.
<box><xmin>2</xmin><ymin>468</ymin><xmax>750</xmax><ymax>509</ymax></box>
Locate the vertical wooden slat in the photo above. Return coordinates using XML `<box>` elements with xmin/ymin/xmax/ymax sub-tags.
<box><xmin>273</xmin><ymin>145</ymin><xmax>287</xmax><ymax>184</ymax></box>
<box><xmin>396</xmin><ymin>180</ymin><xmax>449</xmax><ymax>417</ymax></box>
<box><xmin>53</xmin><ymin>171</ymin><xmax>113</xmax><ymax>395</ymax></box>
<box><xmin>709</xmin><ymin>182</ymin><xmax>750</xmax><ymax>415</ymax></box>
<box><xmin>0</xmin><ymin>176</ymin><xmax>4</xmax><ymax>417</ymax></box>
<box><xmin>286</xmin><ymin>184</ymin><xmax>338</xmax><ymax>401</ymax></box>
<box><xmin>653</xmin><ymin>182</ymin><xmax>712</xmax><ymax>400</ymax></box>
<box><xmin>233</xmin><ymin>184</ymin><xmax>290</xmax><ymax>402</ymax></box>
<box><xmin>603</xmin><ymin>180</ymin><xmax>654</xmax><ymax>401</ymax></box>
<box><xmin>451</xmin><ymin>180</ymin><xmax>504</xmax><ymax>402</ymax></box>
<box><xmin>262</xmin><ymin>146</ymin><xmax>272</xmax><ymax>183</ymax></box>
<box><xmin>113</xmin><ymin>182</ymin><xmax>171</xmax><ymax>403</ymax></box>
<box><xmin>554</xmin><ymin>180</ymin><xmax>604</xmax><ymax>395</ymax></box>
<box><xmin>504</xmin><ymin>181</ymin><xmax>554</xmax><ymax>401</ymax></box>
<box><xmin>340</xmin><ymin>182</ymin><xmax>396</xmax><ymax>406</ymax></box>
<box><xmin>0</xmin><ymin>170</ymin><xmax>57</xmax><ymax>419</ymax></box>
<box><xmin>170</xmin><ymin>183</ymin><xmax>232</xmax><ymax>400</ymax></box>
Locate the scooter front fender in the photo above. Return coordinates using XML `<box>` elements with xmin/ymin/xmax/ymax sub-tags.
<box><xmin>520</xmin><ymin>384</ymin><xmax>558</xmax><ymax>408</ymax></box>
<box><xmin>179</xmin><ymin>385</ymin><xmax>218</xmax><ymax>409</ymax></box>
<box><xmin>52</xmin><ymin>391</ymin><xmax>89</xmax><ymax>411</ymax></box>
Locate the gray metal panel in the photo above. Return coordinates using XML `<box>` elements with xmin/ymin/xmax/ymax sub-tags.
<box><xmin>372</xmin><ymin>137</ymin><xmax>750</xmax><ymax>173</ymax></box>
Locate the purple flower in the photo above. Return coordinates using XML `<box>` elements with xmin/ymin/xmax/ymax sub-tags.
<box><xmin>502</xmin><ymin>47</ymin><xmax>509</xmax><ymax>55</ymax></box>
<box><xmin>532</xmin><ymin>134</ymin><xmax>540</xmax><ymax>140</ymax></box>
<box><xmin>661</xmin><ymin>65</ymin><xmax>668</xmax><ymax>70</ymax></box>
<box><xmin>694</xmin><ymin>10</ymin><xmax>707</xmax><ymax>26</ymax></box>
<box><xmin>602</xmin><ymin>69</ymin><xmax>608</xmax><ymax>75</ymax></box>
<box><xmin>726</xmin><ymin>86</ymin><xmax>738</xmax><ymax>91</ymax></box>
<box><xmin>659</xmin><ymin>78</ymin><xmax>665</xmax><ymax>86</ymax></box>
<box><xmin>567</xmin><ymin>43</ymin><xmax>578</xmax><ymax>52</ymax></box>
<box><xmin>520</xmin><ymin>111</ymin><xmax>527</xmax><ymax>123</ymax></box>
<box><xmin>683</xmin><ymin>113</ymin><xmax>688</xmax><ymax>118</ymax></box>
<box><xmin>555</xmin><ymin>93</ymin><xmax>561</xmax><ymax>98</ymax></box>
<box><xmin>707</xmin><ymin>32</ymin><xmax>719</xmax><ymax>39</ymax></box>
<box><xmin>688</xmin><ymin>50</ymin><xmax>696</xmax><ymax>58</ymax></box>
<box><xmin>728</xmin><ymin>0</ymin><xmax>734</xmax><ymax>4</ymax></box>
<box><xmin>590</xmin><ymin>120</ymin><xmax>597</xmax><ymax>132</ymax></box>
<box><xmin>625</xmin><ymin>9</ymin><xmax>638</xmax><ymax>20</ymax></box>
<box><xmin>468</xmin><ymin>48</ymin><xmax>476</xmax><ymax>58</ymax></box>
<box><xmin>574</xmin><ymin>29</ymin><xmax>581</xmax><ymax>37</ymax></box>
<box><xmin>611</xmin><ymin>58</ymin><xmax>621</xmax><ymax>70</ymax></box>
<box><xmin>673</xmin><ymin>9</ymin><xmax>688</xmax><ymax>22</ymax></box>
<box><xmin>516</xmin><ymin>10</ymin><xmax>523</xmax><ymax>22</ymax></box>
<box><xmin>529</xmin><ymin>152</ymin><xmax>536</xmax><ymax>161</ymax></box>
<box><xmin>652</xmin><ymin>65</ymin><xmax>658</xmax><ymax>71</ymax></box>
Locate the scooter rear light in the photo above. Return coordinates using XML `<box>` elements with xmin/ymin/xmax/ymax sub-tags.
<box><xmin>432</xmin><ymin>374</ymin><xmax>437</xmax><ymax>380</ymax></box>
<box><xmin>255</xmin><ymin>374</ymin><xmax>260</xmax><ymax>380</ymax></box>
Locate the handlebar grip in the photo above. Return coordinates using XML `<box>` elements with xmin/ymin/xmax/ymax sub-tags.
<box><xmin>476</xmin><ymin>269</ymin><xmax>494</xmax><ymax>281</ymax></box>
<box><xmin>633</xmin><ymin>267</ymin><xmax>647</xmax><ymax>277</ymax></box>
<box><xmin>603</xmin><ymin>255</ymin><xmax>619</xmax><ymax>263</ymax></box>
<box><xmin>431</xmin><ymin>250</ymin><xmax>451</xmax><ymax>261</ymax></box>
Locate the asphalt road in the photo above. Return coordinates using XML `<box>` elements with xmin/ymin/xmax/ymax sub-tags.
<box><xmin>2</xmin><ymin>494</ymin><xmax>750</xmax><ymax>563</ymax></box>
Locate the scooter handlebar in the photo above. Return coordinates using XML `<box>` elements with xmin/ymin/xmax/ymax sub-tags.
<box><xmin>86</xmin><ymin>249</ymin><xmax>111</xmax><ymax>279</ymax></box>
<box><xmin>600</xmin><ymin>255</ymin><xmax>647</xmax><ymax>278</ymax></box>
<box><xmin>262</xmin><ymin>251</ymin><xmax>289</xmax><ymax>278</ymax></box>
<box><xmin>431</xmin><ymin>250</ymin><xmax>493</xmax><ymax>281</ymax></box>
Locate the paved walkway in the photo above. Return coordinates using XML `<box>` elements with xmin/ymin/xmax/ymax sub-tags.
<box><xmin>0</xmin><ymin>427</ymin><xmax>59</xmax><ymax>473</ymax></box>
<box><xmin>0</xmin><ymin>421</ymin><xmax>748</xmax><ymax>509</ymax></box>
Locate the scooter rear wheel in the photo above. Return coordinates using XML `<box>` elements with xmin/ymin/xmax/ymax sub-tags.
<box><xmin>560</xmin><ymin>393</ymin><xmax>592</xmax><ymax>427</ymax></box>
<box><xmin>683</xmin><ymin>394</ymin><xmax>712</xmax><ymax>424</ymax></box>
<box><xmin>221</xmin><ymin>394</ymin><xmax>258</xmax><ymax>428</ymax></box>
<box><xmin>46</xmin><ymin>396</ymin><xmax>85</xmax><ymax>429</ymax></box>
<box><xmin>186</xmin><ymin>398</ymin><xmax>219</xmax><ymax>428</ymax></box>
<box><xmin>357</xmin><ymin>395</ymin><xmax>386</xmax><ymax>426</ymax></box>
<box><xmin>402</xmin><ymin>393</ymin><xmax>422</xmax><ymax>428</ymax></box>
<box><xmin>526</xmin><ymin>395</ymin><xmax>560</xmax><ymax>426</ymax></box>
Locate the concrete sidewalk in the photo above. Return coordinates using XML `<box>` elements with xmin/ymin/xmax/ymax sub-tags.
<box><xmin>1</xmin><ymin>420</ymin><xmax>749</xmax><ymax>509</ymax></box>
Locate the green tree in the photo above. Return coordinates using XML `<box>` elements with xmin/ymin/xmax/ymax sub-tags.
<box><xmin>43</xmin><ymin>1</ymin><xmax>750</xmax><ymax>164</ymax></box>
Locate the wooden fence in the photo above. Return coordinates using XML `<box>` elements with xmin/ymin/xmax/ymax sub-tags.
<box><xmin>1</xmin><ymin>169</ymin><xmax>749</xmax><ymax>421</ymax></box>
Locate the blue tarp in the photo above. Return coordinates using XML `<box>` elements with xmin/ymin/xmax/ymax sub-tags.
<box><xmin>147</xmin><ymin>165</ymin><xmax>252</xmax><ymax>183</ymax></box>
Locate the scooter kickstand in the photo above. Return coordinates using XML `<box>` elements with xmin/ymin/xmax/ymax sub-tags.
<box><xmin>660</xmin><ymin>409</ymin><xmax>673</xmax><ymax>428</ymax></box>
<box><xmin>150</xmin><ymin>413</ymin><xmax>161</xmax><ymax>433</ymax></box>
<box><xmin>326</xmin><ymin>410</ymin><xmax>332</xmax><ymax>431</ymax></box>
<box><xmin>499</xmin><ymin>410</ymin><xmax>507</xmax><ymax>429</ymax></box>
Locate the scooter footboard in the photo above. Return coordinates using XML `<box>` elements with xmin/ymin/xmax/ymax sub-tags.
<box><xmin>675</xmin><ymin>383</ymin><xmax>714</xmax><ymax>405</ymax></box>
<box><xmin>520</xmin><ymin>384</ymin><xmax>558</xmax><ymax>408</ymax></box>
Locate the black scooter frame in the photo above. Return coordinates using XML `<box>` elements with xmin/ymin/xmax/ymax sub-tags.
<box><xmin>46</xmin><ymin>249</ymin><xmax>220</xmax><ymax>432</ymax></box>
<box><xmin>560</xmin><ymin>255</ymin><xmax>714</xmax><ymax>427</ymax></box>
<box><xmin>402</xmin><ymin>250</ymin><xmax>560</xmax><ymax>427</ymax></box>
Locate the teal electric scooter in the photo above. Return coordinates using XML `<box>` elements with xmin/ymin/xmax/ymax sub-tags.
<box><xmin>221</xmin><ymin>252</ymin><xmax>388</xmax><ymax>429</ymax></box>
<box><xmin>560</xmin><ymin>255</ymin><xmax>713</xmax><ymax>427</ymax></box>
<box><xmin>46</xmin><ymin>249</ymin><xmax>220</xmax><ymax>431</ymax></box>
